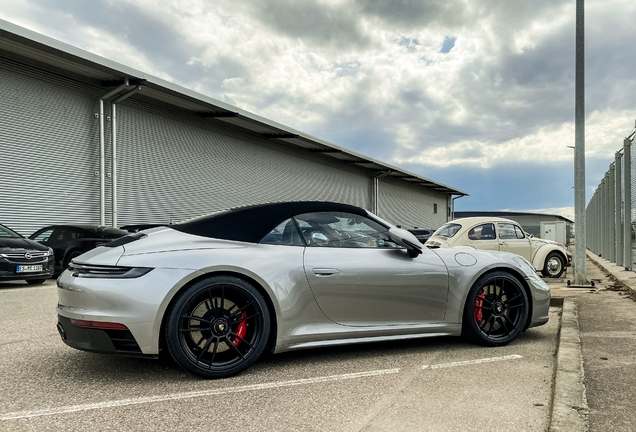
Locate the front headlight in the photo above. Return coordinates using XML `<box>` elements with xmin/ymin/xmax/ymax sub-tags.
<box><xmin>67</xmin><ymin>263</ymin><xmax>153</xmax><ymax>279</ymax></box>
<box><xmin>47</xmin><ymin>247</ymin><xmax>54</xmax><ymax>256</ymax></box>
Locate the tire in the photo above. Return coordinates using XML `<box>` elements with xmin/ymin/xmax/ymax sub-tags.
<box><xmin>26</xmin><ymin>279</ymin><xmax>46</xmax><ymax>285</ymax></box>
<box><xmin>64</xmin><ymin>250</ymin><xmax>83</xmax><ymax>269</ymax></box>
<box><xmin>541</xmin><ymin>252</ymin><xmax>564</xmax><ymax>278</ymax></box>
<box><xmin>165</xmin><ymin>275</ymin><xmax>270</xmax><ymax>379</ymax></box>
<box><xmin>463</xmin><ymin>271</ymin><xmax>529</xmax><ymax>347</ymax></box>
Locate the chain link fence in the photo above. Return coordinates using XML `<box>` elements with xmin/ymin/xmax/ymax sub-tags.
<box><xmin>586</xmin><ymin>131</ymin><xmax>635</xmax><ymax>269</ymax></box>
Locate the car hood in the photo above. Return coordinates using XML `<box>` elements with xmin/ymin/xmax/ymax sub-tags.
<box><xmin>0</xmin><ymin>237</ymin><xmax>49</xmax><ymax>252</ymax></box>
<box><xmin>430</xmin><ymin>247</ymin><xmax>540</xmax><ymax>279</ymax></box>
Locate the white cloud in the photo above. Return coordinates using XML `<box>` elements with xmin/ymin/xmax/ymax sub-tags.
<box><xmin>505</xmin><ymin>207</ymin><xmax>575</xmax><ymax>221</ymax></box>
<box><xmin>1</xmin><ymin>0</ymin><xmax>635</xmax><ymax>211</ymax></box>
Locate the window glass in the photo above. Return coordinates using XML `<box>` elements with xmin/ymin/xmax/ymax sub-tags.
<box><xmin>467</xmin><ymin>223</ymin><xmax>496</xmax><ymax>240</ymax></box>
<box><xmin>498</xmin><ymin>223</ymin><xmax>518</xmax><ymax>240</ymax></box>
<box><xmin>57</xmin><ymin>228</ymin><xmax>86</xmax><ymax>242</ymax></box>
<box><xmin>31</xmin><ymin>229</ymin><xmax>54</xmax><ymax>243</ymax></box>
<box><xmin>513</xmin><ymin>225</ymin><xmax>526</xmax><ymax>239</ymax></box>
<box><xmin>0</xmin><ymin>225</ymin><xmax>21</xmax><ymax>238</ymax></box>
<box><xmin>433</xmin><ymin>223</ymin><xmax>461</xmax><ymax>238</ymax></box>
<box><xmin>260</xmin><ymin>218</ymin><xmax>305</xmax><ymax>246</ymax></box>
<box><xmin>293</xmin><ymin>212</ymin><xmax>400</xmax><ymax>249</ymax></box>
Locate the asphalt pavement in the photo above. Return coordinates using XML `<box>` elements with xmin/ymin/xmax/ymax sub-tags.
<box><xmin>548</xmin><ymin>249</ymin><xmax>636</xmax><ymax>432</ymax></box>
<box><xmin>2</xmin><ymin>252</ymin><xmax>636</xmax><ymax>431</ymax></box>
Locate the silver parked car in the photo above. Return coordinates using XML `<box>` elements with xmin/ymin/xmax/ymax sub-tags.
<box><xmin>56</xmin><ymin>202</ymin><xmax>550</xmax><ymax>379</ymax></box>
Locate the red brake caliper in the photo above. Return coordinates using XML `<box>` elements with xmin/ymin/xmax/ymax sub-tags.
<box><xmin>474</xmin><ymin>290</ymin><xmax>485</xmax><ymax>324</ymax></box>
<box><xmin>232</xmin><ymin>311</ymin><xmax>247</xmax><ymax>347</ymax></box>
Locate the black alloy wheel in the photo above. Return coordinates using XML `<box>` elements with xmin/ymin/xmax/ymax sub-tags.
<box><xmin>463</xmin><ymin>271</ymin><xmax>529</xmax><ymax>347</ymax></box>
<box><xmin>165</xmin><ymin>276</ymin><xmax>270</xmax><ymax>379</ymax></box>
<box><xmin>542</xmin><ymin>252</ymin><xmax>564</xmax><ymax>278</ymax></box>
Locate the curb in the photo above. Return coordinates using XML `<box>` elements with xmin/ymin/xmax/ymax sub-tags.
<box><xmin>548</xmin><ymin>298</ymin><xmax>588</xmax><ymax>431</ymax></box>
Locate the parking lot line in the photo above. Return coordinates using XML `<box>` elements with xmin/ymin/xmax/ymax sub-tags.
<box><xmin>422</xmin><ymin>354</ymin><xmax>523</xmax><ymax>370</ymax></box>
<box><xmin>0</xmin><ymin>368</ymin><xmax>401</xmax><ymax>421</ymax></box>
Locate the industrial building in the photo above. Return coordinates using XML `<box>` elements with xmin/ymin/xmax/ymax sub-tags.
<box><xmin>0</xmin><ymin>19</ymin><xmax>466</xmax><ymax>236</ymax></box>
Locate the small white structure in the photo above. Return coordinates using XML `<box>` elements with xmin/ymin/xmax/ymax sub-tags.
<box><xmin>541</xmin><ymin>221</ymin><xmax>567</xmax><ymax>245</ymax></box>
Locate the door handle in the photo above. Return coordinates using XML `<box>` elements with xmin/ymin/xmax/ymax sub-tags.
<box><xmin>312</xmin><ymin>268</ymin><xmax>341</xmax><ymax>276</ymax></box>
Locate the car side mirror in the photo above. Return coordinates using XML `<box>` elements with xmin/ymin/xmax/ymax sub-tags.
<box><xmin>311</xmin><ymin>232</ymin><xmax>329</xmax><ymax>245</ymax></box>
<box><xmin>388</xmin><ymin>228</ymin><xmax>423</xmax><ymax>257</ymax></box>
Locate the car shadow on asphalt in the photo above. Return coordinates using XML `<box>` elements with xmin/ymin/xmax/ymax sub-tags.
<box><xmin>54</xmin><ymin>329</ymin><xmax>551</xmax><ymax>385</ymax></box>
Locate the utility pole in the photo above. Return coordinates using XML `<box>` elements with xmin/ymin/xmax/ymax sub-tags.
<box><xmin>574</xmin><ymin>0</ymin><xmax>588</xmax><ymax>285</ymax></box>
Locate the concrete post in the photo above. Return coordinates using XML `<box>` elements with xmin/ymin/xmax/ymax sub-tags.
<box><xmin>602</xmin><ymin>174</ymin><xmax>609</xmax><ymax>259</ymax></box>
<box><xmin>615</xmin><ymin>152</ymin><xmax>623</xmax><ymax>266</ymax></box>
<box><xmin>608</xmin><ymin>164</ymin><xmax>616</xmax><ymax>263</ymax></box>
<box><xmin>624</xmin><ymin>138</ymin><xmax>632</xmax><ymax>270</ymax></box>
<box><xmin>573</xmin><ymin>0</ymin><xmax>587</xmax><ymax>284</ymax></box>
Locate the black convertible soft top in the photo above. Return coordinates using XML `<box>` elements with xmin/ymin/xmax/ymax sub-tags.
<box><xmin>172</xmin><ymin>201</ymin><xmax>373</xmax><ymax>243</ymax></box>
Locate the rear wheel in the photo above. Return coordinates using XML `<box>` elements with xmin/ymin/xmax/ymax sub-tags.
<box><xmin>463</xmin><ymin>271</ymin><xmax>529</xmax><ymax>347</ymax></box>
<box><xmin>165</xmin><ymin>276</ymin><xmax>270</xmax><ymax>379</ymax></box>
<box><xmin>541</xmin><ymin>252</ymin><xmax>564</xmax><ymax>278</ymax></box>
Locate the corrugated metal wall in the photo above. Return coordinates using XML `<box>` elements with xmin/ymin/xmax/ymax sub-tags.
<box><xmin>378</xmin><ymin>177</ymin><xmax>448</xmax><ymax>230</ymax></box>
<box><xmin>114</xmin><ymin>100</ymin><xmax>374</xmax><ymax>226</ymax></box>
<box><xmin>0</xmin><ymin>56</ymin><xmax>102</xmax><ymax>236</ymax></box>
<box><xmin>1</xmin><ymin>54</ymin><xmax>452</xmax><ymax>235</ymax></box>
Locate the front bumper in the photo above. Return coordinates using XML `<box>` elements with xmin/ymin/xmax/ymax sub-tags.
<box><xmin>0</xmin><ymin>256</ymin><xmax>54</xmax><ymax>281</ymax></box>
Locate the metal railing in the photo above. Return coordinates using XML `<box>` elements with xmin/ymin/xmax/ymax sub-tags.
<box><xmin>586</xmin><ymin>126</ymin><xmax>636</xmax><ymax>269</ymax></box>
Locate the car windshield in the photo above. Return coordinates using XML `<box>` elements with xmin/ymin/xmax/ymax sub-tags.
<box><xmin>433</xmin><ymin>223</ymin><xmax>461</xmax><ymax>238</ymax></box>
<box><xmin>0</xmin><ymin>224</ymin><xmax>22</xmax><ymax>239</ymax></box>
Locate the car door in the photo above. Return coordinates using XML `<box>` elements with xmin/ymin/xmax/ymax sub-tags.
<box><xmin>497</xmin><ymin>223</ymin><xmax>532</xmax><ymax>261</ymax></box>
<box><xmin>463</xmin><ymin>223</ymin><xmax>499</xmax><ymax>251</ymax></box>
<box><xmin>31</xmin><ymin>227</ymin><xmax>65</xmax><ymax>266</ymax></box>
<box><xmin>296</xmin><ymin>211</ymin><xmax>449</xmax><ymax>326</ymax></box>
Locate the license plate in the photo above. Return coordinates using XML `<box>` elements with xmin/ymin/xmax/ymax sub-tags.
<box><xmin>17</xmin><ymin>265</ymin><xmax>43</xmax><ymax>273</ymax></box>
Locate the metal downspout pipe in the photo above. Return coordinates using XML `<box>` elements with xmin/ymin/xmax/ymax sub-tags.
<box><xmin>98</xmin><ymin>80</ymin><xmax>130</xmax><ymax>225</ymax></box>
<box><xmin>111</xmin><ymin>85</ymin><xmax>142</xmax><ymax>227</ymax></box>
<box><xmin>373</xmin><ymin>171</ymin><xmax>392</xmax><ymax>215</ymax></box>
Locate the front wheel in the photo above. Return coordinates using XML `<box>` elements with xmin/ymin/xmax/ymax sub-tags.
<box><xmin>542</xmin><ymin>252</ymin><xmax>564</xmax><ymax>278</ymax></box>
<box><xmin>463</xmin><ymin>271</ymin><xmax>529</xmax><ymax>347</ymax></box>
<box><xmin>165</xmin><ymin>276</ymin><xmax>270</xmax><ymax>379</ymax></box>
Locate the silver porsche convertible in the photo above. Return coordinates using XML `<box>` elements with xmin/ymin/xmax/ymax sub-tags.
<box><xmin>56</xmin><ymin>202</ymin><xmax>550</xmax><ymax>379</ymax></box>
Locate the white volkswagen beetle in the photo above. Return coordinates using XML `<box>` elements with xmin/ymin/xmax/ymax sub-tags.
<box><xmin>425</xmin><ymin>217</ymin><xmax>572</xmax><ymax>278</ymax></box>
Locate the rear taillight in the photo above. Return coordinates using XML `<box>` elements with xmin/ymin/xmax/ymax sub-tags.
<box><xmin>70</xmin><ymin>319</ymin><xmax>128</xmax><ymax>330</ymax></box>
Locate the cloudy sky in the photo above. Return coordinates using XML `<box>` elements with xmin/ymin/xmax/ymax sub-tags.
<box><xmin>3</xmin><ymin>0</ymin><xmax>635</xmax><ymax>219</ymax></box>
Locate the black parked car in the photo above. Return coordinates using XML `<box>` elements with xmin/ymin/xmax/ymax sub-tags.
<box><xmin>0</xmin><ymin>223</ymin><xmax>54</xmax><ymax>284</ymax></box>
<box><xmin>29</xmin><ymin>225</ymin><xmax>128</xmax><ymax>274</ymax></box>
<box><xmin>408</xmin><ymin>228</ymin><xmax>436</xmax><ymax>244</ymax></box>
